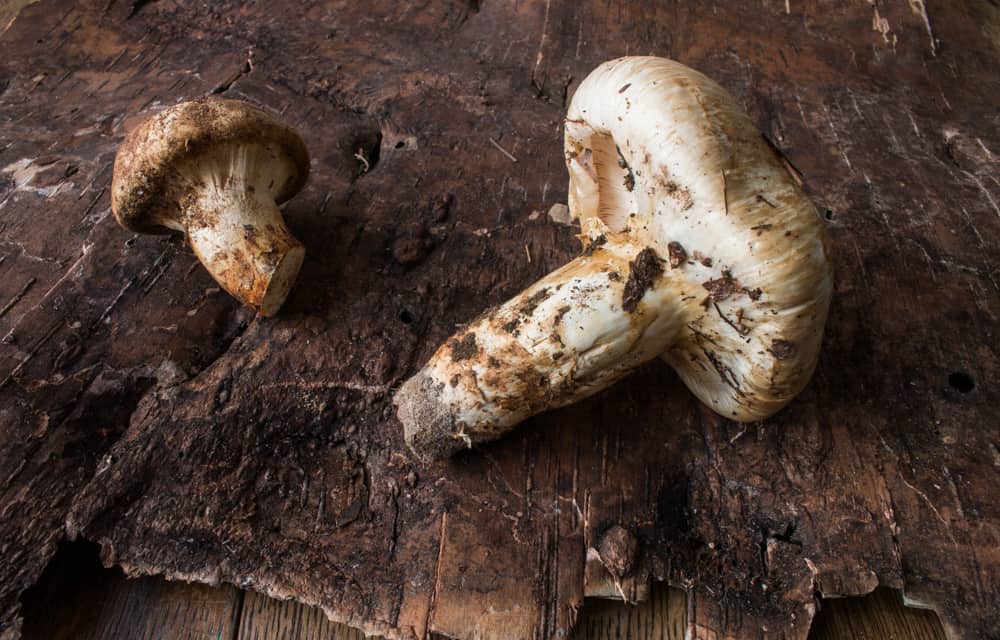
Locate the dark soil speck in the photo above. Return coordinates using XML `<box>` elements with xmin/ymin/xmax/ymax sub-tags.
<box><xmin>667</xmin><ymin>241</ymin><xmax>687</xmax><ymax>268</ymax></box>
<box><xmin>622</xmin><ymin>247</ymin><xmax>664</xmax><ymax>313</ymax></box>
<box><xmin>450</xmin><ymin>333</ymin><xmax>478</xmax><ymax>361</ymax></box>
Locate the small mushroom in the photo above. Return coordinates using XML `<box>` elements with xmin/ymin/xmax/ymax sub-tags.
<box><xmin>111</xmin><ymin>98</ymin><xmax>310</xmax><ymax>316</ymax></box>
<box><xmin>395</xmin><ymin>57</ymin><xmax>833</xmax><ymax>461</ymax></box>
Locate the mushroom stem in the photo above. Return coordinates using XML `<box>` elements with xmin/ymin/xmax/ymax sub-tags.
<box><xmin>185</xmin><ymin>180</ymin><xmax>304</xmax><ymax>317</ymax></box>
<box><xmin>396</xmin><ymin>220</ymin><xmax>688</xmax><ymax>460</ymax></box>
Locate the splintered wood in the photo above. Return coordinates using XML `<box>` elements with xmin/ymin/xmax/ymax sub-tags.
<box><xmin>1</xmin><ymin>1</ymin><xmax>998</xmax><ymax>639</ymax></box>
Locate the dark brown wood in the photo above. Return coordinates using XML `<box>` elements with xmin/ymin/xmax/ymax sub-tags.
<box><xmin>239</xmin><ymin>583</ymin><xmax>689</xmax><ymax>640</ymax></box>
<box><xmin>809</xmin><ymin>588</ymin><xmax>946</xmax><ymax>640</ymax></box>
<box><xmin>572</xmin><ymin>588</ymin><xmax>687</xmax><ymax>640</ymax></box>
<box><xmin>0</xmin><ymin>1</ymin><xmax>37</xmax><ymax>32</ymax></box>
<box><xmin>19</xmin><ymin>545</ymin><xmax>943</xmax><ymax>640</ymax></box>
<box><xmin>19</xmin><ymin>541</ymin><xmax>241</xmax><ymax>640</ymax></box>
<box><xmin>1</xmin><ymin>1</ymin><xmax>998</xmax><ymax>639</ymax></box>
<box><xmin>238</xmin><ymin>590</ymin><xmax>368</xmax><ymax>640</ymax></box>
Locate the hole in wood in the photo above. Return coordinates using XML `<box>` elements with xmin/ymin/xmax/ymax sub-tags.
<box><xmin>948</xmin><ymin>371</ymin><xmax>975</xmax><ymax>393</ymax></box>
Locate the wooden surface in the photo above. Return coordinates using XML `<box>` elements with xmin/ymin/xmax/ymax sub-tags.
<box><xmin>238</xmin><ymin>590</ymin><xmax>365</xmax><ymax>640</ymax></box>
<box><xmin>809</xmin><ymin>589</ymin><xmax>945</xmax><ymax>640</ymax></box>
<box><xmin>19</xmin><ymin>541</ymin><xmax>943</xmax><ymax>640</ymax></box>
<box><xmin>20</xmin><ymin>542</ymin><xmax>242</xmax><ymax>640</ymax></box>
<box><xmin>2</xmin><ymin>1</ymin><xmax>999</xmax><ymax>640</ymax></box>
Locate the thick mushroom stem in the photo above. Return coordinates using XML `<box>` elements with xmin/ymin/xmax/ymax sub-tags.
<box><xmin>185</xmin><ymin>185</ymin><xmax>304</xmax><ymax>317</ymax></box>
<box><xmin>396</xmin><ymin>221</ymin><xmax>687</xmax><ymax>460</ymax></box>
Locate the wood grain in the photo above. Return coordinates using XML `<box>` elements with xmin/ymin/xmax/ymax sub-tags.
<box><xmin>1</xmin><ymin>1</ymin><xmax>998</xmax><ymax>639</ymax></box>
<box><xmin>237</xmin><ymin>585</ymin><xmax>689</xmax><ymax>640</ymax></box>
<box><xmin>571</xmin><ymin>589</ymin><xmax>687</xmax><ymax>640</ymax></box>
<box><xmin>808</xmin><ymin>588</ymin><xmax>945</xmax><ymax>640</ymax></box>
<box><xmin>20</xmin><ymin>547</ymin><xmax>944</xmax><ymax>640</ymax></box>
<box><xmin>0</xmin><ymin>0</ymin><xmax>36</xmax><ymax>33</ymax></box>
<box><xmin>238</xmin><ymin>590</ymin><xmax>364</xmax><ymax>640</ymax></box>
<box><xmin>20</xmin><ymin>541</ymin><xmax>241</xmax><ymax>640</ymax></box>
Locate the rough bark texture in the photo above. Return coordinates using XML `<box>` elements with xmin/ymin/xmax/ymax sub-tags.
<box><xmin>1</xmin><ymin>1</ymin><xmax>998</xmax><ymax>639</ymax></box>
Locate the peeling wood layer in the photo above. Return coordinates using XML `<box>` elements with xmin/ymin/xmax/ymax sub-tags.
<box><xmin>1</xmin><ymin>1</ymin><xmax>999</xmax><ymax>640</ymax></box>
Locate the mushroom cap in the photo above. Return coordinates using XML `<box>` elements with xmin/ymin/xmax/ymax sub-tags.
<box><xmin>111</xmin><ymin>98</ymin><xmax>310</xmax><ymax>234</ymax></box>
<box><xmin>564</xmin><ymin>57</ymin><xmax>833</xmax><ymax>421</ymax></box>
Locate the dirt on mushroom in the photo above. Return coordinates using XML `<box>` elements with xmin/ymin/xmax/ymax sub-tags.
<box><xmin>449</xmin><ymin>333</ymin><xmax>479</xmax><ymax>361</ymax></box>
<box><xmin>622</xmin><ymin>247</ymin><xmax>665</xmax><ymax>313</ymax></box>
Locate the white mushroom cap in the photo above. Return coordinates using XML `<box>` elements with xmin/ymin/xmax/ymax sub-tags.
<box><xmin>396</xmin><ymin>57</ymin><xmax>833</xmax><ymax>461</ymax></box>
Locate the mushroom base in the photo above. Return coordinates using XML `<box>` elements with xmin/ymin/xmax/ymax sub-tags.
<box><xmin>396</xmin><ymin>371</ymin><xmax>471</xmax><ymax>461</ymax></box>
<box><xmin>259</xmin><ymin>243</ymin><xmax>305</xmax><ymax>316</ymax></box>
<box><xmin>185</xmin><ymin>187</ymin><xmax>305</xmax><ymax>316</ymax></box>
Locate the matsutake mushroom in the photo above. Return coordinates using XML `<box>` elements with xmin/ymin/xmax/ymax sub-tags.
<box><xmin>396</xmin><ymin>57</ymin><xmax>833</xmax><ymax>461</ymax></box>
<box><xmin>111</xmin><ymin>98</ymin><xmax>310</xmax><ymax>316</ymax></box>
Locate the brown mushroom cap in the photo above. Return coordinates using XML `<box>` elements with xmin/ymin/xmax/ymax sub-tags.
<box><xmin>111</xmin><ymin>98</ymin><xmax>310</xmax><ymax>234</ymax></box>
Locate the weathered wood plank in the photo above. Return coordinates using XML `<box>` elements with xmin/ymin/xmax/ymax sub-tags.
<box><xmin>572</xmin><ymin>588</ymin><xmax>687</xmax><ymax>640</ymax></box>
<box><xmin>809</xmin><ymin>588</ymin><xmax>945</xmax><ymax>640</ymax></box>
<box><xmin>21</xmin><ymin>552</ymin><xmax>946</xmax><ymax>640</ymax></box>
<box><xmin>237</xmin><ymin>585</ymin><xmax>688</xmax><ymax>640</ymax></box>
<box><xmin>20</xmin><ymin>541</ymin><xmax>241</xmax><ymax>640</ymax></box>
<box><xmin>238</xmin><ymin>590</ymin><xmax>365</xmax><ymax>640</ymax></box>
<box><xmin>0</xmin><ymin>0</ymin><xmax>37</xmax><ymax>33</ymax></box>
<box><xmin>1</xmin><ymin>1</ymin><xmax>998</xmax><ymax>639</ymax></box>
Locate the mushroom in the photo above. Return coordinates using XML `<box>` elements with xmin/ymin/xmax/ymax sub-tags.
<box><xmin>395</xmin><ymin>57</ymin><xmax>833</xmax><ymax>461</ymax></box>
<box><xmin>111</xmin><ymin>97</ymin><xmax>310</xmax><ymax>316</ymax></box>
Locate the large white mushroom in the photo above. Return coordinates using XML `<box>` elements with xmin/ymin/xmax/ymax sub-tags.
<box><xmin>111</xmin><ymin>98</ymin><xmax>310</xmax><ymax>316</ymax></box>
<box><xmin>396</xmin><ymin>57</ymin><xmax>833</xmax><ymax>461</ymax></box>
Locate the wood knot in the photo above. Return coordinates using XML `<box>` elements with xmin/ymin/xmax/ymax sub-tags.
<box><xmin>392</xmin><ymin>223</ymin><xmax>433</xmax><ymax>266</ymax></box>
<box><xmin>405</xmin><ymin>470</ymin><xmax>419</xmax><ymax>488</ymax></box>
<box><xmin>598</xmin><ymin>525</ymin><xmax>639</xmax><ymax>579</ymax></box>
